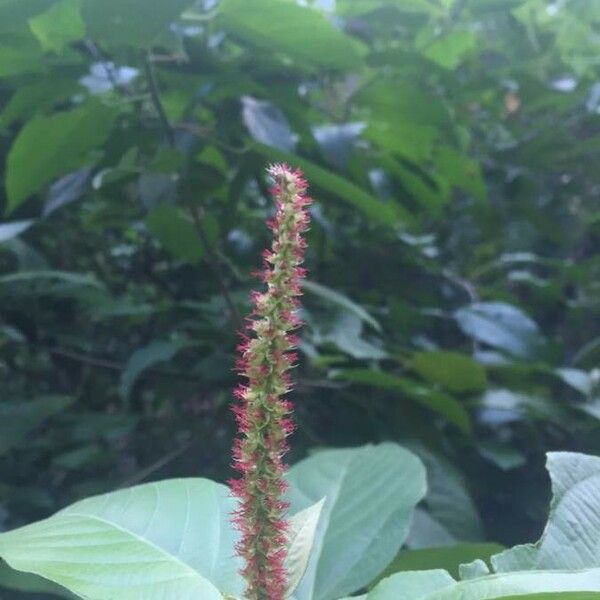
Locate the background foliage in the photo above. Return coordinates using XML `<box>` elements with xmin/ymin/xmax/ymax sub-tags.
<box><xmin>0</xmin><ymin>0</ymin><xmax>599</xmax><ymax>596</ymax></box>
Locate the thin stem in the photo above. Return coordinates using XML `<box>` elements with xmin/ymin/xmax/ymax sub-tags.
<box><xmin>144</xmin><ymin>51</ymin><xmax>243</xmax><ymax>331</ymax></box>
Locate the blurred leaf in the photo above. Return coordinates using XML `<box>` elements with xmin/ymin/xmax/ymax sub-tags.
<box><xmin>5</xmin><ymin>101</ymin><xmax>116</xmax><ymax>214</ymax></box>
<box><xmin>145</xmin><ymin>204</ymin><xmax>204</xmax><ymax>263</ymax></box>
<box><xmin>0</xmin><ymin>78</ymin><xmax>79</xmax><ymax>130</ymax></box>
<box><xmin>43</xmin><ymin>167</ymin><xmax>92</xmax><ymax>216</ymax></box>
<box><xmin>333</xmin><ymin>369</ymin><xmax>471</xmax><ymax>433</ymax></box>
<box><xmin>120</xmin><ymin>340</ymin><xmax>189</xmax><ymax>400</ymax></box>
<box><xmin>422</xmin><ymin>30</ymin><xmax>477</xmax><ymax>69</ymax></box>
<box><xmin>302</xmin><ymin>280</ymin><xmax>381</xmax><ymax>332</ymax></box>
<box><xmin>254</xmin><ymin>143</ymin><xmax>410</xmax><ymax>225</ymax></box>
<box><xmin>0</xmin><ymin>220</ymin><xmax>33</xmax><ymax>242</ymax></box>
<box><xmin>242</xmin><ymin>96</ymin><xmax>297</xmax><ymax>153</ymax></box>
<box><xmin>411</xmin><ymin>351</ymin><xmax>487</xmax><ymax>393</ymax></box>
<box><xmin>455</xmin><ymin>302</ymin><xmax>545</xmax><ymax>360</ymax></box>
<box><xmin>220</xmin><ymin>0</ymin><xmax>365</xmax><ymax>70</ymax></box>
<box><xmin>0</xmin><ymin>36</ymin><xmax>45</xmax><ymax>77</ymax></box>
<box><xmin>555</xmin><ymin>368</ymin><xmax>592</xmax><ymax>396</ymax></box>
<box><xmin>28</xmin><ymin>0</ymin><xmax>85</xmax><ymax>53</ymax></box>
<box><xmin>82</xmin><ymin>0</ymin><xmax>190</xmax><ymax>47</ymax></box>
<box><xmin>0</xmin><ymin>396</ymin><xmax>73</xmax><ymax>456</ymax></box>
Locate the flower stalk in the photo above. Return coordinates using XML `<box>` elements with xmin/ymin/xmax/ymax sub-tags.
<box><xmin>230</xmin><ymin>164</ymin><xmax>311</xmax><ymax>600</ymax></box>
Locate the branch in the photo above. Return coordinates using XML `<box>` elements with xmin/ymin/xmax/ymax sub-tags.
<box><xmin>144</xmin><ymin>52</ymin><xmax>243</xmax><ymax>332</ymax></box>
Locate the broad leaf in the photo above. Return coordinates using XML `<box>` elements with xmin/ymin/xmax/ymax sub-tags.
<box><xmin>366</xmin><ymin>568</ymin><xmax>600</xmax><ymax>599</ymax></box>
<box><xmin>302</xmin><ymin>280</ymin><xmax>381</xmax><ymax>332</ymax></box>
<box><xmin>374</xmin><ymin>543</ymin><xmax>504</xmax><ymax>583</ymax></box>
<box><xmin>5</xmin><ymin>101</ymin><xmax>116</xmax><ymax>214</ymax></box>
<box><xmin>286</xmin><ymin>499</ymin><xmax>326</xmax><ymax>598</ymax></box>
<box><xmin>0</xmin><ymin>478</ymin><xmax>243</xmax><ymax>599</ymax></box>
<box><xmin>82</xmin><ymin>0</ymin><xmax>191</xmax><ymax>47</ymax></box>
<box><xmin>220</xmin><ymin>0</ymin><xmax>364</xmax><ymax>70</ymax></box>
<box><xmin>286</xmin><ymin>443</ymin><xmax>426</xmax><ymax>600</ymax></box>
<box><xmin>493</xmin><ymin>452</ymin><xmax>600</xmax><ymax>572</ymax></box>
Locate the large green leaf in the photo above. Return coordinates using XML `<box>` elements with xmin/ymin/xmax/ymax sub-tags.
<box><xmin>374</xmin><ymin>543</ymin><xmax>505</xmax><ymax>583</ymax></box>
<box><xmin>82</xmin><ymin>0</ymin><xmax>190</xmax><ymax>47</ymax></box>
<box><xmin>220</xmin><ymin>0</ymin><xmax>364</xmax><ymax>70</ymax></box>
<box><xmin>492</xmin><ymin>452</ymin><xmax>600</xmax><ymax>572</ymax></box>
<box><xmin>366</xmin><ymin>568</ymin><xmax>600</xmax><ymax>599</ymax></box>
<box><xmin>5</xmin><ymin>101</ymin><xmax>116</xmax><ymax>214</ymax></box>
<box><xmin>0</xmin><ymin>478</ymin><xmax>243</xmax><ymax>599</ymax></box>
<box><xmin>286</xmin><ymin>443</ymin><xmax>426</xmax><ymax>600</ymax></box>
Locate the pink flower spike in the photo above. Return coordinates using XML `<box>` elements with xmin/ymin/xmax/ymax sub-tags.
<box><xmin>230</xmin><ymin>164</ymin><xmax>312</xmax><ymax>600</ymax></box>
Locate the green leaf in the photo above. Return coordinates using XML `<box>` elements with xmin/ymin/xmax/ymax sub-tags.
<box><xmin>333</xmin><ymin>369</ymin><xmax>471</xmax><ymax>433</ymax></box>
<box><xmin>254</xmin><ymin>143</ymin><xmax>409</xmax><ymax>226</ymax></box>
<box><xmin>366</xmin><ymin>569</ymin><xmax>600</xmax><ymax>599</ymax></box>
<box><xmin>145</xmin><ymin>204</ymin><xmax>204</xmax><ymax>264</ymax></box>
<box><xmin>375</xmin><ymin>543</ymin><xmax>505</xmax><ymax>583</ymax></box>
<box><xmin>411</xmin><ymin>351</ymin><xmax>487</xmax><ymax>393</ymax></box>
<box><xmin>219</xmin><ymin>0</ymin><xmax>364</xmax><ymax>70</ymax></box>
<box><xmin>286</xmin><ymin>499</ymin><xmax>326</xmax><ymax>599</ymax></box>
<box><xmin>0</xmin><ymin>220</ymin><xmax>33</xmax><ymax>242</ymax></box>
<box><xmin>454</xmin><ymin>302</ymin><xmax>545</xmax><ymax>360</ymax></box>
<box><xmin>287</xmin><ymin>443</ymin><xmax>426</xmax><ymax>600</ymax></box>
<box><xmin>302</xmin><ymin>280</ymin><xmax>381</xmax><ymax>332</ymax></box>
<box><xmin>0</xmin><ymin>478</ymin><xmax>243</xmax><ymax>599</ymax></box>
<box><xmin>0</xmin><ymin>78</ymin><xmax>79</xmax><ymax>130</ymax></box>
<box><xmin>120</xmin><ymin>340</ymin><xmax>189</xmax><ymax>400</ymax></box>
<box><xmin>5</xmin><ymin>101</ymin><xmax>116</xmax><ymax>214</ymax></box>
<box><xmin>0</xmin><ymin>270</ymin><xmax>103</xmax><ymax>288</ymax></box>
<box><xmin>0</xmin><ymin>396</ymin><xmax>73</xmax><ymax>456</ymax></box>
<box><xmin>0</xmin><ymin>36</ymin><xmax>45</xmax><ymax>77</ymax></box>
<box><xmin>422</xmin><ymin>30</ymin><xmax>477</xmax><ymax>69</ymax></box>
<box><xmin>492</xmin><ymin>452</ymin><xmax>600</xmax><ymax>572</ymax></box>
<box><xmin>28</xmin><ymin>0</ymin><xmax>85</xmax><ymax>53</ymax></box>
<box><xmin>82</xmin><ymin>0</ymin><xmax>191</xmax><ymax>47</ymax></box>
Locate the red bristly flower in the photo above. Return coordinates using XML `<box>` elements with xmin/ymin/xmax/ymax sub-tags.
<box><xmin>230</xmin><ymin>164</ymin><xmax>311</xmax><ymax>600</ymax></box>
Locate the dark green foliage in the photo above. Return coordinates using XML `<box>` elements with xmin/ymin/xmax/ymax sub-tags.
<box><xmin>0</xmin><ymin>1</ymin><xmax>598</xmax><ymax>597</ymax></box>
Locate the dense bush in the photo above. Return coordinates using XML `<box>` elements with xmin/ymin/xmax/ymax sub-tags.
<box><xmin>0</xmin><ymin>0</ymin><xmax>598</xmax><ymax>598</ymax></box>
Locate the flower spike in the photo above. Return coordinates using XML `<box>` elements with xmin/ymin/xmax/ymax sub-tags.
<box><xmin>230</xmin><ymin>164</ymin><xmax>311</xmax><ymax>600</ymax></box>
